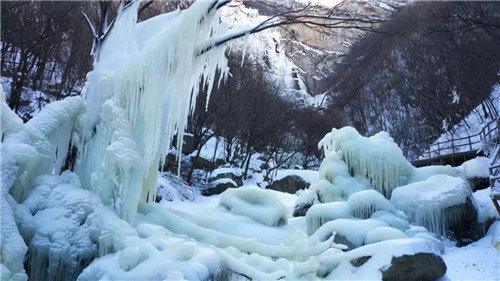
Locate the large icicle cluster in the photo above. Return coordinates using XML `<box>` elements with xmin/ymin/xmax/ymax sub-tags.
<box><xmin>75</xmin><ymin>1</ymin><xmax>229</xmax><ymax>222</ymax></box>
<box><xmin>318</xmin><ymin>127</ymin><xmax>414</xmax><ymax>198</ymax></box>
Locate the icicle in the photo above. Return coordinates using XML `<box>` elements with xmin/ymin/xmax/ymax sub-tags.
<box><xmin>74</xmin><ymin>0</ymin><xmax>230</xmax><ymax>222</ymax></box>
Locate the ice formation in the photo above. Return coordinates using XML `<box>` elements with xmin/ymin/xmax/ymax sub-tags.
<box><xmin>315</xmin><ymin>219</ymin><xmax>388</xmax><ymax>249</ymax></box>
<box><xmin>370</xmin><ymin>211</ymin><xmax>410</xmax><ymax>231</ymax></box>
<box><xmin>306</xmin><ymin>202</ymin><xmax>352</xmax><ymax>235</ymax></box>
<box><xmin>391</xmin><ymin>174</ymin><xmax>474</xmax><ymax>236</ymax></box>
<box><xmin>347</xmin><ymin>190</ymin><xmax>396</xmax><ymax>219</ymax></box>
<box><xmin>220</xmin><ymin>187</ymin><xmax>288</xmax><ymax>226</ymax></box>
<box><xmin>1</xmin><ymin>84</ymin><xmax>23</xmax><ymax>138</ymax></box>
<box><xmin>364</xmin><ymin>226</ymin><xmax>408</xmax><ymax>245</ymax></box>
<box><xmin>319</xmin><ymin>127</ymin><xmax>414</xmax><ymax>198</ymax></box>
<box><xmin>20</xmin><ymin>172</ymin><xmax>102</xmax><ymax>281</ymax></box>
<box><xmin>2</xmin><ymin>96</ymin><xmax>84</xmax><ymax>202</ymax></box>
<box><xmin>74</xmin><ymin>0</ymin><xmax>229</xmax><ymax>223</ymax></box>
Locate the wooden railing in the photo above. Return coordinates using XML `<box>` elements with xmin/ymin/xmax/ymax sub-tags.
<box><xmin>410</xmin><ymin>118</ymin><xmax>500</xmax><ymax>161</ymax></box>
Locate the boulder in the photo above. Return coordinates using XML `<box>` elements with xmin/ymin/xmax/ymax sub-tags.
<box><xmin>381</xmin><ymin>253</ymin><xmax>446</xmax><ymax>281</ymax></box>
<box><xmin>268</xmin><ymin>175</ymin><xmax>309</xmax><ymax>194</ymax></box>
<box><xmin>191</xmin><ymin>156</ymin><xmax>216</xmax><ymax>171</ymax></box>
<box><xmin>202</xmin><ymin>179</ymin><xmax>237</xmax><ymax>196</ymax></box>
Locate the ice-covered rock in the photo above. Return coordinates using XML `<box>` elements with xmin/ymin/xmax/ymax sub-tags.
<box><xmin>220</xmin><ymin>187</ymin><xmax>288</xmax><ymax>227</ymax></box>
<box><xmin>203</xmin><ymin>178</ymin><xmax>238</xmax><ymax>196</ymax></box>
<box><xmin>391</xmin><ymin>174</ymin><xmax>478</xmax><ymax>240</ymax></box>
<box><xmin>319</xmin><ymin>238</ymin><xmax>445</xmax><ymax>280</ymax></box>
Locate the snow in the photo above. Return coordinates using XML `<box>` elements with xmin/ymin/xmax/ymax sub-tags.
<box><xmin>473</xmin><ymin>187</ymin><xmax>500</xmax><ymax>224</ymax></box>
<box><xmin>220</xmin><ymin>186</ymin><xmax>288</xmax><ymax>226</ymax></box>
<box><xmin>211</xmin><ymin>167</ymin><xmax>243</xmax><ymax>177</ymax></box>
<box><xmin>408</xmin><ymin>165</ymin><xmax>461</xmax><ymax>184</ymax></box>
<box><xmin>273</xmin><ymin>169</ymin><xmax>319</xmax><ymax>184</ymax></box>
<box><xmin>459</xmin><ymin>156</ymin><xmax>490</xmax><ymax>179</ymax></box>
<box><xmin>391</xmin><ymin>174</ymin><xmax>473</xmax><ymax>236</ymax></box>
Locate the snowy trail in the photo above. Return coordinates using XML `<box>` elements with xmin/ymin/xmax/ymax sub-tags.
<box><xmin>441</xmin><ymin>235</ymin><xmax>500</xmax><ymax>281</ymax></box>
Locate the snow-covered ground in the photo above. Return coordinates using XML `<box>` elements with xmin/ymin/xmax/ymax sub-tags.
<box><xmin>441</xmin><ymin>233</ymin><xmax>500</xmax><ymax>281</ymax></box>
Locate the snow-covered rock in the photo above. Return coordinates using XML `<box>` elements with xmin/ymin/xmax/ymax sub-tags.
<box><xmin>156</xmin><ymin>172</ymin><xmax>197</xmax><ymax>202</ymax></box>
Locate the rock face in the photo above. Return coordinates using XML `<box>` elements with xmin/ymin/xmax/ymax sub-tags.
<box><xmin>268</xmin><ymin>175</ymin><xmax>309</xmax><ymax>194</ymax></box>
<box><xmin>381</xmin><ymin>253</ymin><xmax>447</xmax><ymax>281</ymax></box>
<box><xmin>277</xmin><ymin>0</ymin><xmax>406</xmax><ymax>96</ymax></box>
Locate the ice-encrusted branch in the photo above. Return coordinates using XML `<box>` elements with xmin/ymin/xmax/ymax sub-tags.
<box><xmin>198</xmin><ymin>9</ymin><xmax>384</xmax><ymax>55</ymax></box>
